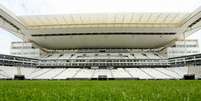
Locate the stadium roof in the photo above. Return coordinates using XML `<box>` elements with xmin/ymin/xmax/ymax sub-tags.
<box><xmin>0</xmin><ymin>1</ymin><xmax>201</xmax><ymax>49</ymax></box>
<box><xmin>18</xmin><ymin>13</ymin><xmax>188</xmax><ymax>29</ymax></box>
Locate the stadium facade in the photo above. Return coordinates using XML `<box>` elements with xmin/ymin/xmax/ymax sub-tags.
<box><xmin>167</xmin><ymin>40</ymin><xmax>200</xmax><ymax>58</ymax></box>
<box><xmin>0</xmin><ymin>4</ymin><xmax>201</xmax><ymax>80</ymax></box>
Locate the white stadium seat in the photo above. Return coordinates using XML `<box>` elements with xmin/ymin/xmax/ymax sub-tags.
<box><xmin>0</xmin><ymin>66</ymin><xmax>189</xmax><ymax>80</ymax></box>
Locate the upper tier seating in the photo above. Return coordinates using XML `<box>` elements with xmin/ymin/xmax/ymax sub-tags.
<box><xmin>146</xmin><ymin>53</ymin><xmax>161</xmax><ymax>59</ymax></box>
<box><xmin>133</xmin><ymin>53</ymin><xmax>148</xmax><ymax>59</ymax></box>
<box><xmin>41</xmin><ymin>52</ymin><xmax>164</xmax><ymax>60</ymax></box>
<box><xmin>46</xmin><ymin>54</ymin><xmax>61</xmax><ymax>59</ymax></box>
<box><xmin>59</xmin><ymin>53</ymin><xmax>73</xmax><ymax>59</ymax></box>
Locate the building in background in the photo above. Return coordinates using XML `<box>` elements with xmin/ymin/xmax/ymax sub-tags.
<box><xmin>10</xmin><ymin>42</ymin><xmax>43</xmax><ymax>58</ymax></box>
<box><xmin>167</xmin><ymin>40</ymin><xmax>200</xmax><ymax>58</ymax></box>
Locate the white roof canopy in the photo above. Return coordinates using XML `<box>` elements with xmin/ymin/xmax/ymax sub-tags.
<box><xmin>18</xmin><ymin>13</ymin><xmax>189</xmax><ymax>29</ymax></box>
<box><xmin>0</xmin><ymin>1</ymin><xmax>201</xmax><ymax>49</ymax></box>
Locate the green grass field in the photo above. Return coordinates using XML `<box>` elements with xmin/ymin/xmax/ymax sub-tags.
<box><xmin>0</xmin><ymin>80</ymin><xmax>201</xmax><ymax>101</ymax></box>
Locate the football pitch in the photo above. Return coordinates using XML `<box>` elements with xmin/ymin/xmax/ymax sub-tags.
<box><xmin>0</xmin><ymin>80</ymin><xmax>201</xmax><ymax>101</ymax></box>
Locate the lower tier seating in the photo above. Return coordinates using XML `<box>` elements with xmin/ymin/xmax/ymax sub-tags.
<box><xmin>0</xmin><ymin>66</ymin><xmax>189</xmax><ymax>80</ymax></box>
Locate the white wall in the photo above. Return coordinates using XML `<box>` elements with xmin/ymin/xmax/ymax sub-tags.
<box><xmin>187</xmin><ymin>30</ymin><xmax>201</xmax><ymax>53</ymax></box>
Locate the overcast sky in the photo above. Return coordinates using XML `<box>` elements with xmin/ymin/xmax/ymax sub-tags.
<box><xmin>0</xmin><ymin>0</ymin><xmax>201</xmax><ymax>54</ymax></box>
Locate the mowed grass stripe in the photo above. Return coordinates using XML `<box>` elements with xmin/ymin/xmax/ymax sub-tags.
<box><xmin>0</xmin><ymin>80</ymin><xmax>201</xmax><ymax>101</ymax></box>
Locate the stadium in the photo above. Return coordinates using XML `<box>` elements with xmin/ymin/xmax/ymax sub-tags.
<box><xmin>1</xmin><ymin>0</ymin><xmax>201</xmax><ymax>100</ymax></box>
